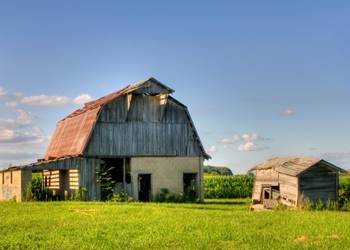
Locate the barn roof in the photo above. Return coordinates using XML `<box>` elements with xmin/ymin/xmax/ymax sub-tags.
<box><xmin>250</xmin><ymin>157</ymin><xmax>346</xmax><ymax>176</ymax></box>
<box><xmin>44</xmin><ymin>77</ymin><xmax>208</xmax><ymax>160</ymax></box>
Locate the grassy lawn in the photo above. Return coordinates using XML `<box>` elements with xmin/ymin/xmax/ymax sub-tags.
<box><xmin>1</xmin><ymin>199</ymin><xmax>350</xmax><ymax>249</ymax></box>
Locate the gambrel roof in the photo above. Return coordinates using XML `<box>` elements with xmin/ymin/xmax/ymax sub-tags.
<box><xmin>44</xmin><ymin>77</ymin><xmax>208</xmax><ymax>160</ymax></box>
<box><xmin>250</xmin><ymin>157</ymin><xmax>346</xmax><ymax>176</ymax></box>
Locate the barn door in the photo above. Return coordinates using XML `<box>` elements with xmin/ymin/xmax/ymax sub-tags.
<box><xmin>138</xmin><ymin>174</ymin><xmax>151</xmax><ymax>202</ymax></box>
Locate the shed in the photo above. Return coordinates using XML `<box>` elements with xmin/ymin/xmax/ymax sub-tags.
<box><xmin>250</xmin><ymin>157</ymin><xmax>346</xmax><ymax>208</ymax></box>
<box><xmin>0</xmin><ymin>77</ymin><xmax>209</xmax><ymax>202</ymax></box>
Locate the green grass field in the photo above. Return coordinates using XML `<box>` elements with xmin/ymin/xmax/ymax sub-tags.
<box><xmin>1</xmin><ymin>199</ymin><xmax>350</xmax><ymax>249</ymax></box>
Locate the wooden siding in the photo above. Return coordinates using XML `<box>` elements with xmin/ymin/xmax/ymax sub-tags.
<box><xmin>84</xmin><ymin>96</ymin><xmax>201</xmax><ymax>157</ymax></box>
<box><xmin>29</xmin><ymin>157</ymin><xmax>101</xmax><ymax>200</ymax></box>
<box><xmin>43</xmin><ymin>170</ymin><xmax>60</xmax><ymax>189</ymax></box>
<box><xmin>43</xmin><ymin>169</ymin><xmax>79</xmax><ymax>190</ymax></box>
<box><xmin>252</xmin><ymin>169</ymin><xmax>279</xmax><ymax>201</ymax></box>
<box><xmin>279</xmin><ymin>173</ymin><xmax>298</xmax><ymax>203</ymax></box>
<box><xmin>300</xmin><ymin>172</ymin><xmax>337</xmax><ymax>203</ymax></box>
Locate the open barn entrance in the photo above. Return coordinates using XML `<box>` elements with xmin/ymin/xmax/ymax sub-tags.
<box><xmin>99</xmin><ymin>158</ymin><xmax>131</xmax><ymax>200</ymax></box>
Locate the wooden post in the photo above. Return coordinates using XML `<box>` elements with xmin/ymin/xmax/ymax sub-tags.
<box><xmin>123</xmin><ymin>158</ymin><xmax>126</xmax><ymax>192</ymax></box>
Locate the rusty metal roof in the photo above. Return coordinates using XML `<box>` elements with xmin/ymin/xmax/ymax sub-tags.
<box><xmin>250</xmin><ymin>157</ymin><xmax>346</xmax><ymax>176</ymax></box>
<box><xmin>44</xmin><ymin>78</ymin><xmax>175</xmax><ymax>160</ymax></box>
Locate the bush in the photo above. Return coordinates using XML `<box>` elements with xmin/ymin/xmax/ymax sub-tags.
<box><xmin>96</xmin><ymin>166</ymin><xmax>117</xmax><ymax>201</ymax></box>
<box><xmin>204</xmin><ymin>175</ymin><xmax>253</xmax><ymax>199</ymax></box>
<box><xmin>154</xmin><ymin>188</ymin><xmax>196</xmax><ymax>203</ymax></box>
<box><xmin>203</xmin><ymin>165</ymin><xmax>233</xmax><ymax>176</ymax></box>
<box><xmin>69</xmin><ymin>187</ymin><xmax>88</xmax><ymax>201</ymax></box>
<box><xmin>338</xmin><ymin>177</ymin><xmax>350</xmax><ymax>210</ymax></box>
<box><xmin>24</xmin><ymin>174</ymin><xmax>55</xmax><ymax>201</ymax></box>
<box><xmin>110</xmin><ymin>191</ymin><xmax>129</xmax><ymax>202</ymax></box>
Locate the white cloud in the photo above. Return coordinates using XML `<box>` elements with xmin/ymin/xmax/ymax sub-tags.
<box><xmin>5</xmin><ymin>101</ymin><xmax>17</xmax><ymax>108</ymax></box>
<box><xmin>219</xmin><ymin>136</ymin><xmax>238</xmax><ymax>144</ymax></box>
<box><xmin>20</xmin><ymin>95</ymin><xmax>72</xmax><ymax>106</ymax></box>
<box><xmin>0</xmin><ymin>87</ymin><xmax>6</xmax><ymax>97</ymax></box>
<box><xmin>281</xmin><ymin>109</ymin><xmax>296</xmax><ymax>116</ymax></box>
<box><xmin>238</xmin><ymin>142</ymin><xmax>257</xmax><ymax>152</ymax></box>
<box><xmin>0</xmin><ymin>129</ymin><xmax>15</xmax><ymax>141</ymax></box>
<box><xmin>0</xmin><ymin>108</ymin><xmax>48</xmax><ymax>145</ymax></box>
<box><xmin>238</xmin><ymin>142</ymin><xmax>269</xmax><ymax>152</ymax></box>
<box><xmin>20</xmin><ymin>93</ymin><xmax>95</xmax><ymax>107</ymax></box>
<box><xmin>218</xmin><ymin>132</ymin><xmax>270</xmax><ymax>152</ymax></box>
<box><xmin>0</xmin><ymin>128</ymin><xmax>46</xmax><ymax>144</ymax></box>
<box><xmin>16</xmin><ymin>109</ymin><xmax>34</xmax><ymax>125</ymax></box>
<box><xmin>73</xmin><ymin>94</ymin><xmax>94</xmax><ymax>104</ymax></box>
<box><xmin>207</xmin><ymin>145</ymin><xmax>217</xmax><ymax>154</ymax></box>
<box><xmin>242</xmin><ymin>133</ymin><xmax>259</xmax><ymax>142</ymax></box>
<box><xmin>0</xmin><ymin>88</ymin><xmax>95</xmax><ymax>167</ymax></box>
<box><xmin>219</xmin><ymin>133</ymin><xmax>269</xmax><ymax>144</ymax></box>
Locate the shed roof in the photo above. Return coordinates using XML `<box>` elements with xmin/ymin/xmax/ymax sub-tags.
<box><xmin>250</xmin><ymin>157</ymin><xmax>346</xmax><ymax>176</ymax></box>
<box><xmin>44</xmin><ymin>77</ymin><xmax>207</xmax><ymax>160</ymax></box>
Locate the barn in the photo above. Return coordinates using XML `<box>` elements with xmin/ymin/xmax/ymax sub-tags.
<box><xmin>0</xmin><ymin>77</ymin><xmax>209</xmax><ymax>202</ymax></box>
<box><xmin>250</xmin><ymin>157</ymin><xmax>346</xmax><ymax>208</ymax></box>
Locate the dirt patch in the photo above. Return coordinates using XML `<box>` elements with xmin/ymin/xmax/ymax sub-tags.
<box><xmin>295</xmin><ymin>235</ymin><xmax>308</xmax><ymax>242</ymax></box>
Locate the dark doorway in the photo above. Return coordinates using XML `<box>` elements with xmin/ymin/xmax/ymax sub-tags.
<box><xmin>263</xmin><ymin>188</ymin><xmax>271</xmax><ymax>200</ymax></box>
<box><xmin>138</xmin><ymin>174</ymin><xmax>151</xmax><ymax>202</ymax></box>
<box><xmin>59</xmin><ymin>170</ymin><xmax>69</xmax><ymax>200</ymax></box>
<box><xmin>183</xmin><ymin>173</ymin><xmax>197</xmax><ymax>199</ymax></box>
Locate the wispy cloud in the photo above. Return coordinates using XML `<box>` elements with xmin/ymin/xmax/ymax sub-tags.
<box><xmin>238</xmin><ymin>141</ymin><xmax>269</xmax><ymax>152</ymax></box>
<box><xmin>0</xmin><ymin>108</ymin><xmax>48</xmax><ymax>145</ymax></box>
<box><xmin>20</xmin><ymin>93</ymin><xmax>94</xmax><ymax>106</ymax></box>
<box><xmin>73</xmin><ymin>94</ymin><xmax>94</xmax><ymax>104</ymax></box>
<box><xmin>0</xmin><ymin>87</ymin><xmax>6</xmax><ymax>97</ymax></box>
<box><xmin>281</xmin><ymin>109</ymin><xmax>296</xmax><ymax>116</ymax></box>
<box><xmin>5</xmin><ymin>101</ymin><xmax>17</xmax><ymax>108</ymax></box>
<box><xmin>237</xmin><ymin>133</ymin><xmax>270</xmax><ymax>152</ymax></box>
<box><xmin>20</xmin><ymin>95</ymin><xmax>72</xmax><ymax>106</ymax></box>
<box><xmin>0</xmin><ymin>87</ymin><xmax>93</xmax><ymax>168</ymax></box>
<box><xmin>207</xmin><ymin>145</ymin><xmax>217</xmax><ymax>154</ymax></box>
<box><xmin>0</xmin><ymin>86</ymin><xmax>94</xmax><ymax>107</ymax></box>
<box><xmin>215</xmin><ymin>132</ymin><xmax>270</xmax><ymax>153</ymax></box>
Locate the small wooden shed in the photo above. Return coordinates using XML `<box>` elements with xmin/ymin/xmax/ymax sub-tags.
<box><xmin>250</xmin><ymin>157</ymin><xmax>346</xmax><ymax>207</ymax></box>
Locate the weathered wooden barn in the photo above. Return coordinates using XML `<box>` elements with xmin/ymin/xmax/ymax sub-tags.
<box><xmin>250</xmin><ymin>157</ymin><xmax>346</xmax><ymax>208</ymax></box>
<box><xmin>0</xmin><ymin>77</ymin><xmax>209</xmax><ymax>202</ymax></box>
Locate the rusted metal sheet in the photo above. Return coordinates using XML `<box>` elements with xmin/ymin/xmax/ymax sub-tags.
<box><xmin>44</xmin><ymin>107</ymin><xmax>101</xmax><ymax>160</ymax></box>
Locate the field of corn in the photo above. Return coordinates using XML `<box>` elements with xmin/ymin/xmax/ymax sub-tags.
<box><xmin>204</xmin><ymin>175</ymin><xmax>254</xmax><ymax>198</ymax></box>
<box><xmin>204</xmin><ymin>174</ymin><xmax>350</xmax><ymax>199</ymax></box>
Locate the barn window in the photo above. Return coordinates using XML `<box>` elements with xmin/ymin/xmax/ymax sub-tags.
<box><xmin>10</xmin><ymin>171</ymin><xmax>13</xmax><ymax>184</ymax></box>
<box><xmin>69</xmin><ymin>169</ymin><xmax>79</xmax><ymax>190</ymax></box>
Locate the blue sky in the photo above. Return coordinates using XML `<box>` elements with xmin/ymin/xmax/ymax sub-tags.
<box><xmin>0</xmin><ymin>1</ymin><xmax>349</xmax><ymax>172</ymax></box>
